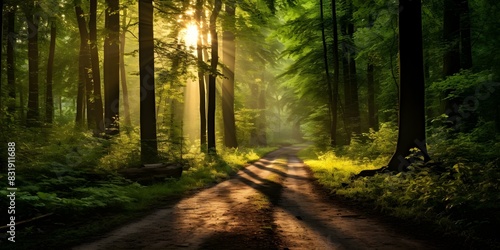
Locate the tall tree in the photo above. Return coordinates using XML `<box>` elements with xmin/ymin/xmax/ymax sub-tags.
<box><xmin>346</xmin><ymin>2</ymin><xmax>361</xmax><ymax>135</ymax></box>
<box><xmin>120</xmin><ymin>7</ymin><xmax>131</xmax><ymax>127</ymax></box>
<box><xmin>89</xmin><ymin>0</ymin><xmax>104</xmax><ymax>133</ymax></box>
<box><xmin>330</xmin><ymin>0</ymin><xmax>340</xmax><ymax>146</ymax></box>
<box><xmin>75</xmin><ymin>4</ymin><xmax>93</xmax><ymax>127</ymax></box>
<box><xmin>319</xmin><ymin>0</ymin><xmax>335</xmax><ymax>146</ymax></box>
<box><xmin>0</xmin><ymin>0</ymin><xmax>3</xmax><ymax>114</ymax></box>
<box><xmin>460</xmin><ymin>0</ymin><xmax>472</xmax><ymax>70</ymax></box>
<box><xmin>6</xmin><ymin>5</ymin><xmax>16</xmax><ymax>116</ymax></box>
<box><xmin>46</xmin><ymin>18</ymin><xmax>56</xmax><ymax>124</ymax></box>
<box><xmin>139</xmin><ymin>0</ymin><xmax>158</xmax><ymax>163</ymax></box>
<box><xmin>104</xmin><ymin>0</ymin><xmax>120</xmax><ymax>134</ymax></box>
<box><xmin>367</xmin><ymin>62</ymin><xmax>378</xmax><ymax>130</ymax></box>
<box><xmin>25</xmin><ymin>2</ymin><xmax>40</xmax><ymax>127</ymax></box>
<box><xmin>207</xmin><ymin>0</ymin><xmax>222</xmax><ymax>154</ymax></box>
<box><xmin>442</xmin><ymin>0</ymin><xmax>461</xmax><ymax>77</ymax></box>
<box><xmin>387</xmin><ymin>0</ymin><xmax>430</xmax><ymax>171</ymax></box>
<box><xmin>196</xmin><ymin>0</ymin><xmax>207</xmax><ymax>149</ymax></box>
<box><xmin>222</xmin><ymin>0</ymin><xmax>238</xmax><ymax>148</ymax></box>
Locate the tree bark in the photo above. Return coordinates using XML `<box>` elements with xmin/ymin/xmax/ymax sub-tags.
<box><xmin>26</xmin><ymin>3</ymin><xmax>40</xmax><ymax>127</ymax></box>
<box><xmin>89</xmin><ymin>0</ymin><xmax>104</xmax><ymax>134</ymax></box>
<box><xmin>75</xmin><ymin>5</ymin><xmax>92</xmax><ymax>128</ymax></box>
<box><xmin>139</xmin><ymin>0</ymin><xmax>158</xmax><ymax>163</ymax></box>
<box><xmin>320</xmin><ymin>0</ymin><xmax>336</xmax><ymax>146</ymax></box>
<box><xmin>6</xmin><ymin>6</ymin><xmax>16</xmax><ymax>116</ymax></box>
<box><xmin>367</xmin><ymin>63</ymin><xmax>378</xmax><ymax>131</ymax></box>
<box><xmin>196</xmin><ymin>0</ymin><xmax>207</xmax><ymax>149</ymax></box>
<box><xmin>387</xmin><ymin>0</ymin><xmax>430</xmax><ymax>171</ymax></box>
<box><xmin>104</xmin><ymin>0</ymin><xmax>120</xmax><ymax>134</ymax></box>
<box><xmin>120</xmin><ymin>8</ymin><xmax>131</xmax><ymax>127</ymax></box>
<box><xmin>330</xmin><ymin>0</ymin><xmax>340</xmax><ymax>146</ymax></box>
<box><xmin>207</xmin><ymin>0</ymin><xmax>222</xmax><ymax>154</ymax></box>
<box><xmin>222</xmin><ymin>0</ymin><xmax>238</xmax><ymax>148</ymax></box>
<box><xmin>46</xmin><ymin>19</ymin><xmax>56</xmax><ymax>124</ymax></box>
<box><xmin>460</xmin><ymin>0</ymin><xmax>472</xmax><ymax>70</ymax></box>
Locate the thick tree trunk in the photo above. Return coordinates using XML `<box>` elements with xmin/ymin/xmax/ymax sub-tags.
<box><xmin>6</xmin><ymin>6</ymin><xmax>15</xmax><ymax>115</ymax></box>
<box><xmin>341</xmin><ymin>22</ymin><xmax>351</xmax><ymax>143</ymax></box>
<box><xmin>46</xmin><ymin>19</ymin><xmax>56</xmax><ymax>124</ymax></box>
<box><xmin>26</xmin><ymin>5</ymin><xmax>40</xmax><ymax>127</ymax></box>
<box><xmin>120</xmin><ymin>8</ymin><xmax>131</xmax><ymax>127</ymax></box>
<box><xmin>387</xmin><ymin>0</ymin><xmax>430</xmax><ymax>171</ymax></box>
<box><xmin>196</xmin><ymin>0</ymin><xmax>207</xmax><ymax>149</ymax></box>
<box><xmin>207</xmin><ymin>0</ymin><xmax>222</xmax><ymax>154</ymax></box>
<box><xmin>104</xmin><ymin>0</ymin><xmax>120</xmax><ymax>134</ymax></box>
<box><xmin>139</xmin><ymin>0</ymin><xmax>158</xmax><ymax>163</ymax></box>
<box><xmin>89</xmin><ymin>0</ymin><xmax>104</xmax><ymax>134</ymax></box>
<box><xmin>222</xmin><ymin>0</ymin><xmax>238</xmax><ymax>148</ymax></box>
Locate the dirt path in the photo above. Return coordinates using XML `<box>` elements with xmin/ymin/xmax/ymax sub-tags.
<box><xmin>74</xmin><ymin>146</ymin><xmax>440</xmax><ymax>250</ymax></box>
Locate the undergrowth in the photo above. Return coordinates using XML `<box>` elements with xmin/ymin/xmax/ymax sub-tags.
<box><xmin>0</xmin><ymin>124</ymin><xmax>277</xmax><ymax>249</ymax></box>
<box><xmin>300</xmin><ymin>122</ymin><xmax>500</xmax><ymax>249</ymax></box>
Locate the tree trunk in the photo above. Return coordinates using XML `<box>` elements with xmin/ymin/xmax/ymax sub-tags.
<box><xmin>139</xmin><ymin>0</ymin><xmax>158</xmax><ymax>163</ymax></box>
<box><xmin>0</xmin><ymin>0</ymin><xmax>3</xmax><ymax>116</ymax></box>
<box><xmin>45</xmin><ymin>19</ymin><xmax>56</xmax><ymax>124</ymax></box>
<box><xmin>75</xmin><ymin>5</ymin><xmax>92</xmax><ymax>128</ymax></box>
<box><xmin>460</xmin><ymin>0</ymin><xmax>472</xmax><ymax>70</ymax></box>
<box><xmin>222</xmin><ymin>0</ymin><xmax>238</xmax><ymax>148</ymax></box>
<box><xmin>346</xmin><ymin>6</ymin><xmax>361</xmax><ymax>135</ymax></box>
<box><xmin>257</xmin><ymin>84</ymin><xmax>267</xmax><ymax>146</ymax></box>
<box><xmin>442</xmin><ymin>0</ymin><xmax>462</xmax><ymax>128</ymax></box>
<box><xmin>207</xmin><ymin>0</ymin><xmax>222</xmax><ymax>154</ymax></box>
<box><xmin>89</xmin><ymin>0</ymin><xmax>104</xmax><ymax>134</ymax></box>
<box><xmin>26</xmin><ymin>4</ymin><xmax>40</xmax><ymax>127</ymax></box>
<box><xmin>387</xmin><ymin>0</ymin><xmax>430</xmax><ymax>172</ymax></box>
<box><xmin>320</xmin><ymin>0</ymin><xmax>336</xmax><ymax>146</ymax></box>
<box><xmin>341</xmin><ymin>22</ymin><xmax>351</xmax><ymax>143</ymax></box>
<box><xmin>367</xmin><ymin>63</ymin><xmax>378</xmax><ymax>131</ymax></box>
<box><xmin>6</xmin><ymin>6</ymin><xmax>15</xmax><ymax>116</ymax></box>
<box><xmin>104</xmin><ymin>0</ymin><xmax>120</xmax><ymax>134</ymax></box>
<box><xmin>196</xmin><ymin>0</ymin><xmax>207</xmax><ymax>149</ymax></box>
<box><xmin>331</xmin><ymin>0</ymin><xmax>340</xmax><ymax>146</ymax></box>
<box><xmin>120</xmin><ymin>8</ymin><xmax>131</xmax><ymax>128</ymax></box>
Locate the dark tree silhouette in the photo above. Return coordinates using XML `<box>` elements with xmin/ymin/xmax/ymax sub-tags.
<box><xmin>25</xmin><ymin>2</ymin><xmax>40</xmax><ymax>127</ymax></box>
<box><xmin>207</xmin><ymin>0</ymin><xmax>222</xmax><ymax>154</ymax></box>
<box><xmin>6</xmin><ymin>5</ymin><xmax>16</xmax><ymax>116</ymax></box>
<box><xmin>46</xmin><ymin>18</ymin><xmax>56</xmax><ymax>124</ymax></box>
<box><xmin>139</xmin><ymin>0</ymin><xmax>159</xmax><ymax>163</ymax></box>
<box><xmin>196</xmin><ymin>0</ymin><xmax>207</xmax><ymax>149</ymax></box>
<box><xmin>104</xmin><ymin>0</ymin><xmax>120</xmax><ymax>134</ymax></box>
<box><xmin>89</xmin><ymin>0</ymin><xmax>104</xmax><ymax>133</ymax></box>
<box><xmin>387</xmin><ymin>0</ymin><xmax>430</xmax><ymax>171</ymax></box>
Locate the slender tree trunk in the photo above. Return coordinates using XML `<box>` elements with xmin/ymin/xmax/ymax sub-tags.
<box><xmin>139</xmin><ymin>0</ymin><xmax>158</xmax><ymax>163</ymax></box>
<box><xmin>367</xmin><ymin>63</ymin><xmax>378</xmax><ymax>130</ymax></box>
<box><xmin>387</xmin><ymin>0</ymin><xmax>430</xmax><ymax>171</ymax></box>
<box><xmin>75</xmin><ymin>5</ymin><xmax>92</xmax><ymax>128</ymax></box>
<box><xmin>207</xmin><ymin>0</ymin><xmax>222</xmax><ymax>154</ymax></box>
<box><xmin>104</xmin><ymin>0</ymin><xmax>120</xmax><ymax>134</ymax></box>
<box><xmin>0</xmin><ymin>0</ymin><xmax>3</xmax><ymax>115</ymax></box>
<box><xmin>460</xmin><ymin>0</ymin><xmax>472</xmax><ymax>70</ymax></box>
<box><xmin>340</xmin><ymin>11</ymin><xmax>352</xmax><ymax>143</ymax></box>
<box><xmin>196</xmin><ymin>0</ymin><xmax>207</xmax><ymax>149</ymax></box>
<box><xmin>89</xmin><ymin>0</ymin><xmax>104</xmax><ymax>134</ymax></box>
<box><xmin>120</xmin><ymin>8</ymin><xmax>131</xmax><ymax>128</ymax></box>
<box><xmin>46</xmin><ymin>19</ymin><xmax>56</xmax><ymax>124</ymax></box>
<box><xmin>442</xmin><ymin>0</ymin><xmax>462</xmax><ymax>128</ymax></box>
<box><xmin>347</xmin><ymin>7</ymin><xmax>361</xmax><ymax>135</ymax></box>
<box><xmin>6</xmin><ymin>6</ymin><xmax>16</xmax><ymax>116</ymax></box>
<box><xmin>320</xmin><ymin>0</ymin><xmax>336</xmax><ymax>146</ymax></box>
<box><xmin>26</xmin><ymin>4</ymin><xmax>40</xmax><ymax>127</ymax></box>
<box><xmin>222</xmin><ymin>0</ymin><xmax>238</xmax><ymax>148</ymax></box>
<box><xmin>331</xmin><ymin>0</ymin><xmax>340</xmax><ymax>146</ymax></box>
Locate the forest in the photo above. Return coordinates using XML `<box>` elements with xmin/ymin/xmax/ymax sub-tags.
<box><xmin>0</xmin><ymin>0</ymin><xmax>499</xmax><ymax>249</ymax></box>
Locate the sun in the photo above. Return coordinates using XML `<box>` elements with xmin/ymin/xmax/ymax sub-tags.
<box><xmin>184</xmin><ymin>23</ymin><xmax>199</xmax><ymax>48</ymax></box>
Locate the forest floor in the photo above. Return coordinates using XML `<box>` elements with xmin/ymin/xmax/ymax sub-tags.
<box><xmin>73</xmin><ymin>146</ymin><xmax>455</xmax><ymax>250</ymax></box>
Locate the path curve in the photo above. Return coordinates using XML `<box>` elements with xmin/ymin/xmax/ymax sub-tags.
<box><xmin>74</xmin><ymin>146</ymin><xmax>440</xmax><ymax>250</ymax></box>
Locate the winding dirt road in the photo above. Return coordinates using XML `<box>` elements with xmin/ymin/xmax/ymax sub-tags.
<box><xmin>74</xmin><ymin>147</ymin><xmax>442</xmax><ymax>250</ymax></box>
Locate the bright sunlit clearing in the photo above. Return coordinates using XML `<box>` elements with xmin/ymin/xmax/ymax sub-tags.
<box><xmin>184</xmin><ymin>23</ymin><xmax>199</xmax><ymax>47</ymax></box>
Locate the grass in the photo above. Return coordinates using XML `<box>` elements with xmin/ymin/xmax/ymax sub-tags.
<box><xmin>0</xmin><ymin>137</ymin><xmax>278</xmax><ymax>249</ymax></box>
